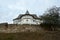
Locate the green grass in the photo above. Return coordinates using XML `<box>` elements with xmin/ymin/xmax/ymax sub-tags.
<box><xmin>0</xmin><ymin>31</ymin><xmax>60</xmax><ymax>40</ymax></box>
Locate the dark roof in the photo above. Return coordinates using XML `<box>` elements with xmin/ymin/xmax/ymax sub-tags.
<box><xmin>25</xmin><ymin>10</ymin><xmax>29</xmax><ymax>14</ymax></box>
<box><xmin>13</xmin><ymin>10</ymin><xmax>40</xmax><ymax>20</ymax></box>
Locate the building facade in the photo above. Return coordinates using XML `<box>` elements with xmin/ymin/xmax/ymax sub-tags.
<box><xmin>13</xmin><ymin>10</ymin><xmax>43</xmax><ymax>25</ymax></box>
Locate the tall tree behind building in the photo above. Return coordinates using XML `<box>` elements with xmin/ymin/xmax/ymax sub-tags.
<box><xmin>40</xmin><ymin>6</ymin><xmax>60</xmax><ymax>31</ymax></box>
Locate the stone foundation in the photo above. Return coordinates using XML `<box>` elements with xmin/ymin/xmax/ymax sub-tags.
<box><xmin>0</xmin><ymin>23</ymin><xmax>43</xmax><ymax>33</ymax></box>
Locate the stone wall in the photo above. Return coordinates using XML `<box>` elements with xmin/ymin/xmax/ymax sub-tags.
<box><xmin>0</xmin><ymin>23</ymin><xmax>43</xmax><ymax>33</ymax></box>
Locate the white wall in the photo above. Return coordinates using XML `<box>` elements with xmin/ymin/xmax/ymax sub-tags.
<box><xmin>21</xmin><ymin>15</ymin><xmax>33</xmax><ymax>19</ymax></box>
<box><xmin>13</xmin><ymin>15</ymin><xmax>42</xmax><ymax>25</ymax></box>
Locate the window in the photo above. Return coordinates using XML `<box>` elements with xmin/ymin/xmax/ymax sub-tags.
<box><xmin>26</xmin><ymin>19</ymin><xmax>28</xmax><ymax>21</ymax></box>
<box><xmin>33</xmin><ymin>20</ymin><xmax>35</xmax><ymax>22</ymax></box>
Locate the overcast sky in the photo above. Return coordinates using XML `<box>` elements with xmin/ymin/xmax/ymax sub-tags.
<box><xmin>0</xmin><ymin>0</ymin><xmax>60</xmax><ymax>23</ymax></box>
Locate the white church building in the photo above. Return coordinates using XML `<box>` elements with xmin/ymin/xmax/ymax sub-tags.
<box><xmin>13</xmin><ymin>10</ymin><xmax>43</xmax><ymax>25</ymax></box>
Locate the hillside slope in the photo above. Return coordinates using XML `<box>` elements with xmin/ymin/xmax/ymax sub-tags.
<box><xmin>0</xmin><ymin>31</ymin><xmax>60</xmax><ymax>40</ymax></box>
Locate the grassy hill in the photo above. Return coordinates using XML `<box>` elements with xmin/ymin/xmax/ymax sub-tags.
<box><xmin>0</xmin><ymin>31</ymin><xmax>60</xmax><ymax>40</ymax></box>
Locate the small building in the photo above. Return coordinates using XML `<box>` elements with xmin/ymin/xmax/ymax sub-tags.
<box><xmin>13</xmin><ymin>10</ymin><xmax>43</xmax><ymax>25</ymax></box>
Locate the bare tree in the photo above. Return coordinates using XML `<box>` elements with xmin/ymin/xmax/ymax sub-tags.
<box><xmin>40</xmin><ymin>6</ymin><xmax>60</xmax><ymax>31</ymax></box>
